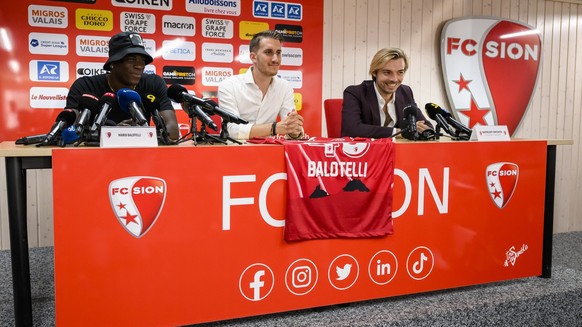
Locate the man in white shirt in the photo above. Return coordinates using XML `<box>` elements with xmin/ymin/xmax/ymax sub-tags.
<box><xmin>218</xmin><ymin>30</ymin><xmax>304</xmax><ymax>140</ymax></box>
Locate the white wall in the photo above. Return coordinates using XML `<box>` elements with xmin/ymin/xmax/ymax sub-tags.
<box><xmin>0</xmin><ymin>0</ymin><xmax>580</xmax><ymax>250</ymax></box>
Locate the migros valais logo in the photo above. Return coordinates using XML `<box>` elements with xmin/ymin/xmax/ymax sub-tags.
<box><xmin>441</xmin><ymin>17</ymin><xmax>542</xmax><ymax>135</ymax></box>
<box><xmin>109</xmin><ymin>176</ymin><xmax>167</xmax><ymax>238</ymax></box>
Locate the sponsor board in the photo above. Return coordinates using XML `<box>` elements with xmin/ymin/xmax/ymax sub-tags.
<box><xmin>112</xmin><ymin>0</ymin><xmax>172</xmax><ymax>11</ymax></box>
<box><xmin>29</xmin><ymin>86</ymin><xmax>68</xmax><ymax>108</ymax></box>
<box><xmin>275</xmin><ymin>24</ymin><xmax>303</xmax><ymax>43</ymax></box>
<box><xmin>120</xmin><ymin>11</ymin><xmax>156</xmax><ymax>34</ymax></box>
<box><xmin>76</xmin><ymin>35</ymin><xmax>109</xmax><ymax>57</ymax></box>
<box><xmin>201</xmin><ymin>42</ymin><xmax>233</xmax><ymax>63</ymax></box>
<box><xmin>29</xmin><ymin>60</ymin><xmax>69</xmax><ymax>82</ymax></box>
<box><xmin>161</xmin><ymin>40</ymin><xmax>196</xmax><ymax>61</ymax></box>
<box><xmin>76</xmin><ymin>61</ymin><xmax>108</xmax><ymax>78</ymax></box>
<box><xmin>277</xmin><ymin>69</ymin><xmax>302</xmax><ymax>89</ymax></box>
<box><xmin>201</xmin><ymin>18</ymin><xmax>233</xmax><ymax>39</ymax></box>
<box><xmin>28</xmin><ymin>5</ymin><xmax>68</xmax><ymax>28</ymax></box>
<box><xmin>281</xmin><ymin>47</ymin><xmax>302</xmax><ymax>66</ymax></box>
<box><xmin>162</xmin><ymin>15</ymin><xmax>196</xmax><ymax>36</ymax></box>
<box><xmin>201</xmin><ymin>67</ymin><xmax>233</xmax><ymax>86</ymax></box>
<box><xmin>29</xmin><ymin>32</ymin><xmax>68</xmax><ymax>55</ymax></box>
<box><xmin>186</xmin><ymin>0</ymin><xmax>241</xmax><ymax>16</ymax></box>
<box><xmin>75</xmin><ymin>8</ymin><xmax>113</xmax><ymax>31</ymax></box>
<box><xmin>162</xmin><ymin>66</ymin><xmax>196</xmax><ymax>85</ymax></box>
<box><xmin>253</xmin><ymin>0</ymin><xmax>302</xmax><ymax>21</ymax></box>
<box><xmin>239</xmin><ymin>21</ymin><xmax>269</xmax><ymax>40</ymax></box>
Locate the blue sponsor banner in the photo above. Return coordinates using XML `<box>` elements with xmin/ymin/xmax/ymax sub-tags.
<box><xmin>38</xmin><ymin>61</ymin><xmax>60</xmax><ymax>81</ymax></box>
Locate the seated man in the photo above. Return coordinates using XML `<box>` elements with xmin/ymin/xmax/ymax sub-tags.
<box><xmin>218</xmin><ymin>30</ymin><xmax>304</xmax><ymax>140</ymax></box>
<box><xmin>65</xmin><ymin>31</ymin><xmax>179</xmax><ymax>141</ymax></box>
<box><xmin>341</xmin><ymin>48</ymin><xmax>432</xmax><ymax>138</ymax></box>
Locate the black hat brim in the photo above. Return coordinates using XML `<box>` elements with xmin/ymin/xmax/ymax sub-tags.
<box><xmin>103</xmin><ymin>46</ymin><xmax>153</xmax><ymax>71</ymax></box>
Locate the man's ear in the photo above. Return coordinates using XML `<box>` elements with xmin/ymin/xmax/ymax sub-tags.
<box><xmin>249</xmin><ymin>51</ymin><xmax>257</xmax><ymax>63</ymax></box>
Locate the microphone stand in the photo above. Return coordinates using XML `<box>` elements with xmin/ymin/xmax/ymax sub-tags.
<box><xmin>196</xmin><ymin>123</ymin><xmax>226</xmax><ymax>145</ymax></box>
<box><xmin>219</xmin><ymin>121</ymin><xmax>242</xmax><ymax>144</ymax></box>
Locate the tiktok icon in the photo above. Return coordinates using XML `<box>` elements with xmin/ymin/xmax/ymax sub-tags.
<box><xmin>406</xmin><ymin>246</ymin><xmax>435</xmax><ymax>280</ymax></box>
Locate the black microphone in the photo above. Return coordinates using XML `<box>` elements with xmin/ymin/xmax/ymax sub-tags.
<box><xmin>403</xmin><ymin>105</ymin><xmax>419</xmax><ymax>139</ymax></box>
<box><xmin>425</xmin><ymin>103</ymin><xmax>472</xmax><ymax>136</ymax></box>
<box><xmin>43</xmin><ymin>109</ymin><xmax>77</xmax><ymax>145</ymax></box>
<box><xmin>167</xmin><ymin>84</ymin><xmax>218</xmax><ymax>131</ymax></box>
<box><xmin>202</xmin><ymin>99</ymin><xmax>248</xmax><ymax>125</ymax></box>
<box><xmin>74</xmin><ymin>93</ymin><xmax>100</xmax><ymax>134</ymax></box>
<box><xmin>15</xmin><ymin>134</ymin><xmax>48</xmax><ymax>145</ymax></box>
<box><xmin>141</xmin><ymin>93</ymin><xmax>170</xmax><ymax>144</ymax></box>
<box><xmin>425</xmin><ymin>103</ymin><xmax>456</xmax><ymax>137</ymax></box>
<box><xmin>92</xmin><ymin>92</ymin><xmax>116</xmax><ymax>131</ymax></box>
<box><xmin>117</xmin><ymin>88</ymin><xmax>148</xmax><ymax>126</ymax></box>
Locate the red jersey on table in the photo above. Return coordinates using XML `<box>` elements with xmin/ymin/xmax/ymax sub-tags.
<box><xmin>283</xmin><ymin>138</ymin><xmax>395</xmax><ymax>241</ymax></box>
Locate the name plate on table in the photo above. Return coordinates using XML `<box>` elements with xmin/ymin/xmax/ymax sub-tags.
<box><xmin>470</xmin><ymin>125</ymin><xmax>510</xmax><ymax>141</ymax></box>
<box><xmin>100</xmin><ymin>126</ymin><xmax>158</xmax><ymax>148</ymax></box>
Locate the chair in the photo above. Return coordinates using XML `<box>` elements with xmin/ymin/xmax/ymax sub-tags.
<box><xmin>324</xmin><ymin>98</ymin><xmax>343</xmax><ymax>138</ymax></box>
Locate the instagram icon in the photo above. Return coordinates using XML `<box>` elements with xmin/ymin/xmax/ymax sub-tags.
<box><xmin>285</xmin><ymin>259</ymin><xmax>318</xmax><ymax>295</ymax></box>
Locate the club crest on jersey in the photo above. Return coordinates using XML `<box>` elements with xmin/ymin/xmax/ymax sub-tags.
<box><xmin>109</xmin><ymin>176</ymin><xmax>167</xmax><ymax>238</ymax></box>
<box><xmin>486</xmin><ymin>162</ymin><xmax>519</xmax><ymax>209</ymax></box>
<box><xmin>441</xmin><ymin>17</ymin><xmax>542</xmax><ymax>135</ymax></box>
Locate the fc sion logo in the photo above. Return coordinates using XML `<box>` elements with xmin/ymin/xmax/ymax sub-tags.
<box><xmin>486</xmin><ymin>162</ymin><xmax>519</xmax><ymax>209</ymax></box>
<box><xmin>441</xmin><ymin>17</ymin><xmax>542</xmax><ymax>135</ymax></box>
<box><xmin>109</xmin><ymin>176</ymin><xmax>167</xmax><ymax>238</ymax></box>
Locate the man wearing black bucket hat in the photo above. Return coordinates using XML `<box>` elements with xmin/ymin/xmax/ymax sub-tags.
<box><xmin>65</xmin><ymin>31</ymin><xmax>179</xmax><ymax>141</ymax></box>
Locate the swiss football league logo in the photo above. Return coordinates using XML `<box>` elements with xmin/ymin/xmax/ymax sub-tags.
<box><xmin>441</xmin><ymin>17</ymin><xmax>542</xmax><ymax>135</ymax></box>
<box><xmin>486</xmin><ymin>162</ymin><xmax>519</xmax><ymax>209</ymax></box>
<box><xmin>109</xmin><ymin>176</ymin><xmax>167</xmax><ymax>238</ymax></box>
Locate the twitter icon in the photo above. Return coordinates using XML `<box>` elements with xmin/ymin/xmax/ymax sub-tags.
<box><xmin>336</xmin><ymin>263</ymin><xmax>352</xmax><ymax>280</ymax></box>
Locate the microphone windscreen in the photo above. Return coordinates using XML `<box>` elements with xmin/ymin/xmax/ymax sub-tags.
<box><xmin>56</xmin><ymin>109</ymin><xmax>78</xmax><ymax>126</ymax></box>
<box><xmin>167</xmin><ymin>84</ymin><xmax>188</xmax><ymax>103</ymax></box>
<box><xmin>61</xmin><ymin>125</ymin><xmax>79</xmax><ymax>144</ymax></box>
<box><xmin>100</xmin><ymin>92</ymin><xmax>116</xmax><ymax>106</ymax></box>
<box><xmin>117</xmin><ymin>88</ymin><xmax>142</xmax><ymax>113</ymax></box>
<box><xmin>424</xmin><ymin>103</ymin><xmax>439</xmax><ymax>120</ymax></box>
<box><xmin>403</xmin><ymin>105</ymin><xmax>418</xmax><ymax>117</ymax></box>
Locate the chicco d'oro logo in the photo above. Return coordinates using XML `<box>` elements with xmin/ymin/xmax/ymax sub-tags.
<box><xmin>441</xmin><ymin>17</ymin><xmax>541</xmax><ymax>135</ymax></box>
<box><xmin>486</xmin><ymin>162</ymin><xmax>519</xmax><ymax>209</ymax></box>
<box><xmin>109</xmin><ymin>176</ymin><xmax>166</xmax><ymax>238</ymax></box>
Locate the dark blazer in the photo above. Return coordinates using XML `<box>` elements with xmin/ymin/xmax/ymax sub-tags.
<box><xmin>341</xmin><ymin>80</ymin><xmax>432</xmax><ymax>138</ymax></box>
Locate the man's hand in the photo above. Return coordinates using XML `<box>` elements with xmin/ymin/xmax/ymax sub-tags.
<box><xmin>280</xmin><ymin>110</ymin><xmax>304</xmax><ymax>137</ymax></box>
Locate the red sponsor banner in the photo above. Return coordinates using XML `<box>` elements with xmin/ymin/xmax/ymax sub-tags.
<box><xmin>0</xmin><ymin>0</ymin><xmax>323</xmax><ymax>141</ymax></box>
<box><xmin>53</xmin><ymin>141</ymin><xmax>546</xmax><ymax>326</ymax></box>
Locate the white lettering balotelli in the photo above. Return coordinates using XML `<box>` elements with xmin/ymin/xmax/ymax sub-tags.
<box><xmin>283</xmin><ymin>138</ymin><xmax>395</xmax><ymax>241</ymax></box>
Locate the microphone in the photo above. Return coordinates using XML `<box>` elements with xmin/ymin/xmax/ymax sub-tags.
<box><xmin>74</xmin><ymin>93</ymin><xmax>100</xmax><ymax>134</ymax></box>
<box><xmin>15</xmin><ymin>134</ymin><xmax>48</xmax><ymax>145</ymax></box>
<box><xmin>166</xmin><ymin>84</ymin><xmax>218</xmax><ymax>131</ymax></box>
<box><xmin>425</xmin><ymin>103</ymin><xmax>455</xmax><ymax>137</ymax></box>
<box><xmin>92</xmin><ymin>92</ymin><xmax>116</xmax><ymax>131</ymax></box>
<box><xmin>117</xmin><ymin>88</ymin><xmax>148</xmax><ymax>126</ymax></box>
<box><xmin>202</xmin><ymin>99</ymin><xmax>248</xmax><ymax>125</ymax></box>
<box><xmin>403</xmin><ymin>104</ymin><xmax>418</xmax><ymax>139</ymax></box>
<box><xmin>43</xmin><ymin>109</ymin><xmax>77</xmax><ymax>145</ymax></box>
<box><xmin>61</xmin><ymin>125</ymin><xmax>80</xmax><ymax>145</ymax></box>
<box><xmin>141</xmin><ymin>93</ymin><xmax>170</xmax><ymax>144</ymax></box>
<box><xmin>425</xmin><ymin>103</ymin><xmax>472</xmax><ymax>136</ymax></box>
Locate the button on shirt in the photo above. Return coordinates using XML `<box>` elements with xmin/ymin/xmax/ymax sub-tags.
<box><xmin>218</xmin><ymin>68</ymin><xmax>296</xmax><ymax>140</ymax></box>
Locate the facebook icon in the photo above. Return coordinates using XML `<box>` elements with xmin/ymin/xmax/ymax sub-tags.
<box><xmin>249</xmin><ymin>270</ymin><xmax>265</xmax><ymax>301</ymax></box>
<box><xmin>253</xmin><ymin>1</ymin><xmax>269</xmax><ymax>17</ymax></box>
